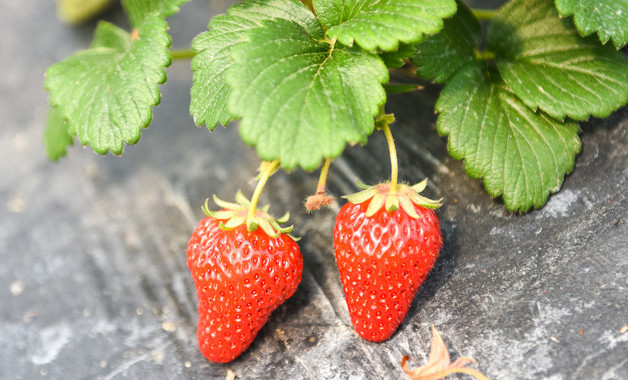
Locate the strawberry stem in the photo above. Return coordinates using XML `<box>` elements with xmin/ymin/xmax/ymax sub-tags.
<box><xmin>316</xmin><ymin>158</ymin><xmax>332</xmax><ymax>195</ymax></box>
<box><xmin>170</xmin><ymin>48</ymin><xmax>197</xmax><ymax>60</ymax></box>
<box><xmin>247</xmin><ymin>159</ymin><xmax>281</xmax><ymax>232</ymax></box>
<box><xmin>382</xmin><ymin>123</ymin><xmax>398</xmax><ymax>194</ymax></box>
<box><xmin>471</xmin><ymin>8</ymin><xmax>497</xmax><ymax>21</ymax></box>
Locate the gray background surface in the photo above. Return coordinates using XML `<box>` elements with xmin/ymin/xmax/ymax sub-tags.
<box><xmin>1</xmin><ymin>1</ymin><xmax>626</xmax><ymax>379</ymax></box>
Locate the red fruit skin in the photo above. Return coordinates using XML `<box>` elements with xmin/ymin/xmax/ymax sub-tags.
<box><xmin>187</xmin><ymin>216</ymin><xmax>303</xmax><ymax>363</ymax></box>
<box><xmin>333</xmin><ymin>201</ymin><xmax>442</xmax><ymax>342</ymax></box>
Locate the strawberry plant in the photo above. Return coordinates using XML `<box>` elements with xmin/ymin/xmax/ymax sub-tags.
<box><xmin>44</xmin><ymin>0</ymin><xmax>628</xmax><ymax>364</ymax></box>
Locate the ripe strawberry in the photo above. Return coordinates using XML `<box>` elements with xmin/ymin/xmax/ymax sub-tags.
<box><xmin>333</xmin><ymin>180</ymin><xmax>442</xmax><ymax>342</ymax></box>
<box><xmin>187</xmin><ymin>193</ymin><xmax>302</xmax><ymax>363</ymax></box>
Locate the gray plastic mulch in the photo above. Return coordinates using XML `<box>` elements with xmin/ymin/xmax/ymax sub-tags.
<box><xmin>1</xmin><ymin>1</ymin><xmax>626</xmax><ymax>379</ymax></box>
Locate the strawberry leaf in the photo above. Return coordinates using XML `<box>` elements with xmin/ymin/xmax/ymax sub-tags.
<box><xmin>44</xmin><ymin>0</ymin><xmax>187</xmax><ymax>155</ymax></box>
<box><xmin>314</xmin><ymin>0</ymin><xmax>457</xmax><ymax>51</ymax></box>
<box><xmin>555</xmin><ymin>0</ymin><xmax>628</xmax><ymax>48</ymax></box>
<box><xmin>43</xmin><ymin>107</ymin><xmax>73</xmax><ymax>161</ymax></box>
<box><xmin>411</xmin><ymin>0</ymin><xmax>481</xmax><ymax>83</ymax></box>
<box><xmin>190</xmin><ymin>0</ymin><xmax>320</xmax><ymax>130</ymax></box>
<box><xmin>488</xmin><ymin>0</ymin><xmax>628</xmax><ymax>121</ymax></box>
<box><xmin>225</xmin><ymin>18</ymin><xmax>389</xmax><ymax>171</ymax></box>
<box><xmin>436</xmin><ymin>62</ymin><xmax>582</xmax><ymax>212</ymax></box>
<box><xmin>124</xmin><ymin>0</ymin><xmax>188</xmax><ymax>28</ymax></box>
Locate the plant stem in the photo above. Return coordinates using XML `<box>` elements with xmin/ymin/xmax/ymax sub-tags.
<box><xmin>382</xmin><ymin>124</ymin><xmax>398</xmax><ymax>194</ymax></box>
<box><xmin>472</xmin><ymin>8</ymin><xmax>498</xmax><ymax>21</ymax></box>
<box><xmin>316</xmin><ymin>158</ymin><xmax>332</xmax><ymax>195</ymax></box>
<box><xmin>300</xmin><ymin>0</ymin><xmax>315</xmax><ymax>13</ymax></box>
<box><xmin>247</xmin><ymin>159</ymin><xmax>281</xmax><ymax>231</ymax></box>
<box><xmin>390</xmin><ymin>65</ymin><xmax>419</xmax><ymax>80</ymax></box>
<box><xmin>475</xmin><ymin>49</ymin><xmax>496</xmax><ymax>61</ymax></box>
<box><xmin>170</xmin><ymin>48</ymin><xmax>197</xmax><ymax>60</ymax></box>
<box><xmin>383</xmin><ymin>83</ymin><xmax>424</xmax><ymax>94</ymax></box>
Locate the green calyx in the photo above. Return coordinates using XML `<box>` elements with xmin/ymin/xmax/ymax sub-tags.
<box><xmin>202</xmin><ymin>190</ymin><xmax>297</xmax><ymax>240</ymax></box>
<box><xmin>345</xmin><ymin>179</ymin><xmax>442</xmax><ymax>218</ymax></box>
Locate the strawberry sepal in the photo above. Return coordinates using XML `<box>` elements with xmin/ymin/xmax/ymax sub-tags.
<box><xmin>344</xmin><ymin>180</ymin><xmax>442</xmax><ymax>218</ymax></box>
<box><xmin>202</xmin><ymin>191</ymin><xmax>297</xmax><ymax>240</ymax></box>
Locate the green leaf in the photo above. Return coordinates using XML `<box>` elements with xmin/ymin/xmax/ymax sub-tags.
<box><xmin>436</xmin><ymin>62</ymin><xmax>582</xmax><ymax>212</ymax></box>
<box><xmin>555</xmin><ymin>0</ymin><xmax>628</xmax><ymax>48</ymax></box>
<box><xmin>225</xmin><ymin>18</ymin><xmax>389</xmax><ymax>171</ymax></box>
<box><xmin>411</xmin><ymin>0</ymin><xmax>481</xmax><ymax>83</ymax></box>
<box><xmin>190</xmin><ymin>0</ymin><xmax>320</xmax><ymax>130</ymax></box>
<box><xmin>43</xmin><ymin>107</ymin><xmax>73</xmax><ymax>161</ymax></box>
<box><xmin>123</xmin><ymin>0</ymin><xmax>188</xmax><ymax>28</ymax></box>
<box><xmin>488</xmin><ymin>0</ymin><xmax>628</xmax><ymax>121</ymax></box>
<box><xmin>90</xmin><ymin>18</ymin><xmax>133</xmax><ymax>50</ymax></box>
<box><xmin>45</xmin><ymin>17</ymin><xmax>172</xmax><ymax>155</ymax></box>
<box><xmin>314</xmin><ymin>0</ymin><xmax>457</xmax><ymax>51</ymax></box>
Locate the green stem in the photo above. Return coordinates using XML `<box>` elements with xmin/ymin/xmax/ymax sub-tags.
<box><xmin>170</xmin><ymin>48</ymin><xmax>197</xmax><ymax>60</ymax></box>
<box><xmin>247</xmin><ymin>160</ymin><xmax>281</xmax><ymax>231</ymax></box>
<box><xmin>382</xmin><ymin>124</ymin><xmax>398</xmax><ymax>194</ymax></box>
<box><xmin>472</xmin><ymin>8</ymin><xmax>498</xmax><ymax>21</ymax></box>
<box><xmin>383</xmin><ymin>83</ymin><xmax>424</xmax><ymax>94</ymax></box>
<box><xmin>475</xmin><ymin>49</ymin><xmax>496</xmax><ymax>61</ymax></box>
<box><xmin>389</xmin><ymin>65</ymin><xmax>419</xmax><ymax>80</ymax></box>
<box><xmin>316</xmin><ymin>158</ymin><xmax>332</xmax><ymax>195</ymax></box>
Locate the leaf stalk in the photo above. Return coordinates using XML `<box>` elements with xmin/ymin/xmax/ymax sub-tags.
<box><xmin>475</xmin><ymin>50</ymin><xmax>496</xmax><ymax>61</ymax></box>
<box><xmin>383</xmin><ymin>83</ymin><xmax>424</xmax><ymax>94</ymax></box>
<box><xmin>471</xmin><ymin>9</ymin><xmax>498</xmax><ymax>21</ymax></box>
<box><xmin>170</xmin><ymin>48</ymin><xmax>197</xmax><ymax>60</ymax></box>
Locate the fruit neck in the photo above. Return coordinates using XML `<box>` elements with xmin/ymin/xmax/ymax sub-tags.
<box><xmin>247</xmin><ymin>159</ymin><xmax>280</xmax><ymax>232</ymax></box>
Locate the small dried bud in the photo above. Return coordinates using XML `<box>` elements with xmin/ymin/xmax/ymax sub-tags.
<box><xmin>305</xmin><ymin>193</ymin><xmax>333</xmax><ymax>211</ymax></box>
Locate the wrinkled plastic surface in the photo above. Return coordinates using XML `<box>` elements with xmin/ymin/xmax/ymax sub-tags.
<box><xmin>1</xmin><ymin>1</ymin><xmax>626</xmax><ymax>379</ymax></box>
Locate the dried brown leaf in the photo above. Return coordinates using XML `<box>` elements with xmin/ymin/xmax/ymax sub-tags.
<box><xmin>402</xmin><ymin>325</ymin><xmax>490</xmax><ymax>380</ymax></box>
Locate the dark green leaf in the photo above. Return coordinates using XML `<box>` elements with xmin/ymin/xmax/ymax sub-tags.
<box><xmin>436</xmin><ymin>62</ymin><xmax>582</xmax><ymax>212</ymax></box>
<box><xmin>411</xmin><ymin>0</ymin><xmax>481</xmax><ymax>83</ymax></box>
<box><xmin>489</xmin><ymin>0</ymin><xmax>628</xmax><ymax>121</ymax></box>
<box><xmin>314</xmin><ymin>0</ymin><xmax>457</xmax><ymax>51</ymax></box>
<box><xmin>555</xmin><ymin>0</ymin><xmax>628</xmax><ymax>48</ymax></box>
<box><xmin>189</xmin><ymin>0</ymin><xmax>320</xmax><ymax>130</ymax></box>
<box><xmin>225</xmin><ymin>18</ymin><xmax>388</xmax><ymax>170</ymax></box>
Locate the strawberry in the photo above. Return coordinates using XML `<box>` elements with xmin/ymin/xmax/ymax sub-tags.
<box><xmin>187</xmin><ymin>191</ymin><xmax>302</xmax><ymax>363</ymax></box>
<box><xmin>333</xmin><ymin>180</ymin><xmax>442</xmax><ymax>342</ymax></box>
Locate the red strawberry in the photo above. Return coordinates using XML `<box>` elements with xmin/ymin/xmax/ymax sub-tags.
<box><xmin>333</xmin><ymin>180</ymin><xmax>442</xmax><ymax>342</ymax></box>
<box><xmin>187</xmin><ymin>193</ymin><xmax>302</xmax><ymax>363</ymax></box>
